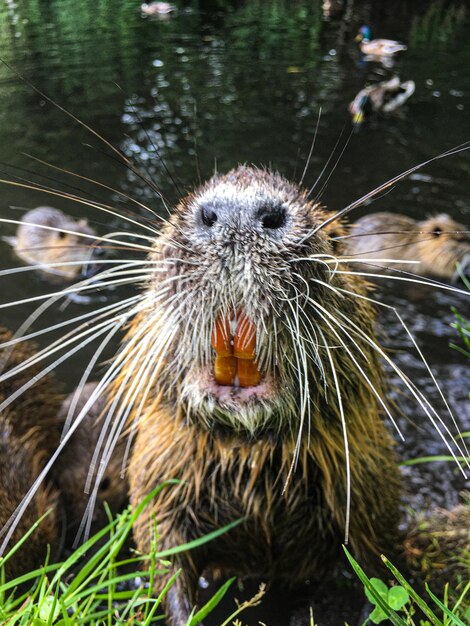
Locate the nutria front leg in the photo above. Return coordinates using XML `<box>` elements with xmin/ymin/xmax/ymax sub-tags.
<box><xmin>165</xmin><ymin>580</ymin><xmax>193</xmax><ymax>626</ymax></box>
<box><xmin>158</xmin><ymin>553</ymin><xmax>203</xmax><ymax>626</ymax></box>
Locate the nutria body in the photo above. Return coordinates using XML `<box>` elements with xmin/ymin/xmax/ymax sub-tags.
<box><xmin>0</xmin><ymin>327</ymin><xmax>63</xmax><ymax>578</ymax></box>
<box><xmin>120</xmin><ymin>166</ymin><xmax>402</xmax><ymax>625</ymax></box>
<box><xmin>344</xmin><ymin>212</ymin><xmax>470</xmax><ymax>280</ymax></box>
<box><xmin>13</xmin><ymin>206</ymin><xmax>98</xmax><ymax>279</ymax></box>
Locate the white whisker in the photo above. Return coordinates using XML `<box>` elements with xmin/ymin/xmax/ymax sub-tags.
<box><xmin>319</xmin><ymin>327</ymin><xmax>350</xmax><ymax>544</ymax></box>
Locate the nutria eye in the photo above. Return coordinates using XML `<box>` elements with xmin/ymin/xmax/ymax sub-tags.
<box><xmin>433</xmin><ymin>227</ymin><xmax>442</xmax><ymax>237</ymax></box>
<box><xmin>201</xmin><ymin>207</ymin><xmax>217</xmax><ymax>227</ymax></box>
<box><xmin>57</xmin><ymin>231</ymin><xmax>67</xmax><ymax>239</ymax></box>
<box><xmin>260</xmin><ymin>208</ymin><xmax>286</xmax><ymax>230</ymax></box>
<box><xmin>99</xmin><ymin>477</ymin><xmax>111</xmax><ymax>492</ymax></box>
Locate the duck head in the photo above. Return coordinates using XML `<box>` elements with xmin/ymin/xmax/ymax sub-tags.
<box><xmin>355</xmin><ymin>25</ymin><xmax>371</xmax><ymax>43</ymax></box>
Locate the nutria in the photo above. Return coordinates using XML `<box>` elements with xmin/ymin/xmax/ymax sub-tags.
<box><xmin>343</xmin><ymin>212</ymin><xmax>470</xmax><ymax>280</ymax></box>
<box><xmin>116</xmin><ymin>165</ymin><xmax>403</xmax><ymax>625</ymax></box>
<box><xmin>11</xmin><ymin>206</ymin><xmax>99</xmax><ymax>280</ymax></box>
<box><xmin>0</xmin><ymin>337</ymin><xmax>128</xmax><ymax>575</ymax></box>
<box><xmin>0</xmin><ymin>326</ymin><xmax>63</xmax><ymax>578</ymax></box>
<box><xmin>54</xmin><ymin>382</ymin><xmax>129</xmax><ymax>543</ymax></box>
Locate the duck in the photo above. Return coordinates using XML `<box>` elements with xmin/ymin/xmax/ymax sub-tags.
<box><xmin>141</xmin><ymin>2</ymin><xmax>175</xmax><ymax>16</ymax></box>
<box><xmin>349</xmin><ymin>76</ymin><xmax>415</xmax><ymax>124</ymax></box>
<box><xmin>355</xmin><ymin>25</ymin><xmax>407</xmax><ymax>57</ymax></box>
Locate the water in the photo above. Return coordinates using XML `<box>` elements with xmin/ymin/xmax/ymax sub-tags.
<box><xmin>0</xmin><ymin>0</ymin><xmax>469</xmax><ymax>622</ymax></box>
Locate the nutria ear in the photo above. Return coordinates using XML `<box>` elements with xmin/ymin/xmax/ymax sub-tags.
<box><xmin>78</xmin><ymin>219</ymin><xmax>88</xmax><ymax>227</ymax></box>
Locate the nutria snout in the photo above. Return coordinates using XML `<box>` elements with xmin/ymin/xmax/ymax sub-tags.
<box><xmin>13</xmin><ymin>206</ymin><xmax>103</xmax><ymax>280</ymax></box>
<box><xmin>344</xmin><ymin>212</ymin><xmax>470</xmax><ymax>281</ymax></box>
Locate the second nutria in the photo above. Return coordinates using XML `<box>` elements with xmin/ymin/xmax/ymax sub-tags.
<box><xmin>0</xmin><ymin>327</ymin><xmax>63</xmax><ymax>578</ymax></box>
<box><xmin>11</xmin><ymin>206</ymin><xmax>100</xmax><ymax>280</ymax></box>
<box><xmin>343</xmin><ymin>212</ymin><xmax>470</xmax><ymax>280</ymax></box>
<box><xmin>0</xmin><ymin>336</ymin><xmax>129</xmax><ymax>575</ymax></box>
<box><xmin>118</xmin><ymin>165</ymin><xmax>403</xmax><ymax>625</ymax></box>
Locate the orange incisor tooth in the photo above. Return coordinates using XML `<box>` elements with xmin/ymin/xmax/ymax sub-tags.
<box><xmin>238</xmin><ymin>358</ymin><xmax>262</xmax><ymax>387</ymax></box>
<box><xmin>233</xmin><ymin>313</ymin><xmax>256</xmax><ymax>359</ymax></box>
<box><xmin>211</xmin><ymin>316</ymin><xmax>232</xmax><ymax>357</ymax></box>
<box><xmin>214</xmin><ymin>356</ymin><xmax>237</xmax><ymax>386</ymax></box>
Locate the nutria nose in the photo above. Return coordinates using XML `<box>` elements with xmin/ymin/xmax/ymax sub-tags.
<box><xmin>201</xmin><ymin>206</ymin><xmax>218</xmax><ymax>228</ymax></box>
<box><xmin>200</xmin><ymin>204</ymin><xmax>287</xmax><ymax>233</ymax></box>
<box><xmin>257</xmin><ymin>206</ymin><xmax>286</xmax><ymax>230</ymax></box>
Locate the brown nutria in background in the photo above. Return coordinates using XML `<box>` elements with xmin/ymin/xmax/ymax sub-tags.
<box><xmin>54</xmin><ymin>382</ymin><xmax>129</xmax><ymax>543</ymax></box>
<box><xmin>118</xmin><ymin>165</ymin><xmax>403</xmax><ymax>625</ymax></box>
<box><xmin>0</xmin><ymin>326</ymin><xmax>63</xmax><ymax>578</ymax></box>
<box><xmin>12</xmin><ymin>206</ymin><xmax>99</xmax><ymax>280</ymax></box>
<box><xmin>344</xmin><ymin>212</ymin><xmax>470</xmax><ymax>280</ymax></box>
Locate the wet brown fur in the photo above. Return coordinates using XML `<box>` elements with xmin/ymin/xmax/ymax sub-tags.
<box><xmin>118</xmin><ymin>167</ymin><xmax>402</xmax><ymax>624</ymax></box>
<box><xmin>0</xmin><ymin>335</ymin><xmax>129</xmax><ymax>576</ymax></box>
<box><xmin>0</xmin><ymin>327</ymin><xmax>63</xmax><ymax>578</ymax></box>
<box><xmin>344</xmin><ymin>212</ymin><xmax>470</xmax><ymax>279</ymax></box>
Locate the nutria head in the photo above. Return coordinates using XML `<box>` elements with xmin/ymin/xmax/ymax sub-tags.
<box><xmin>125</xmin><ymin>166</ymin><xmax>382</xmax><ymax>438</ymax></box>
<box><xmin>416</xmin><ymin>214</ymin><xmax>470</xmax><ymax>281</ymax></box>
<box><xmin>344</xmin><ymin>211</ymin><xmax>469</xmax><ymax>281</ymax></box>
<box><xmin>15</xmin><ymin>206</ymin><xmax>101</xmax><ymax>280</ymax></box>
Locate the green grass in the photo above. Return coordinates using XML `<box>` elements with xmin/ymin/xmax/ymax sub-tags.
<box><xmin>344</xmin><ymin>548</ymin><xmax>470</xmax><ymax>626</ymax></box>
<box><xmin>1</xmin><ymin>486</ymin><xmax>468</xmax><ymax>625</ymax></box>
<box><xmin>450</xmin><ymin>268</ymin><xmax>470</xmax><ymax>364</ymax></box>
<box><xmin>0</xmin><ymin>484</ymin><xmax>249</xmax><ymax>626</ymax></box>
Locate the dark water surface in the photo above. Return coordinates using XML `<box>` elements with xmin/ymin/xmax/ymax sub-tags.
<box><xmin>0</xmin><ymin>0</ymin><xmax>469</xmax><ymax>623</ymax></box>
